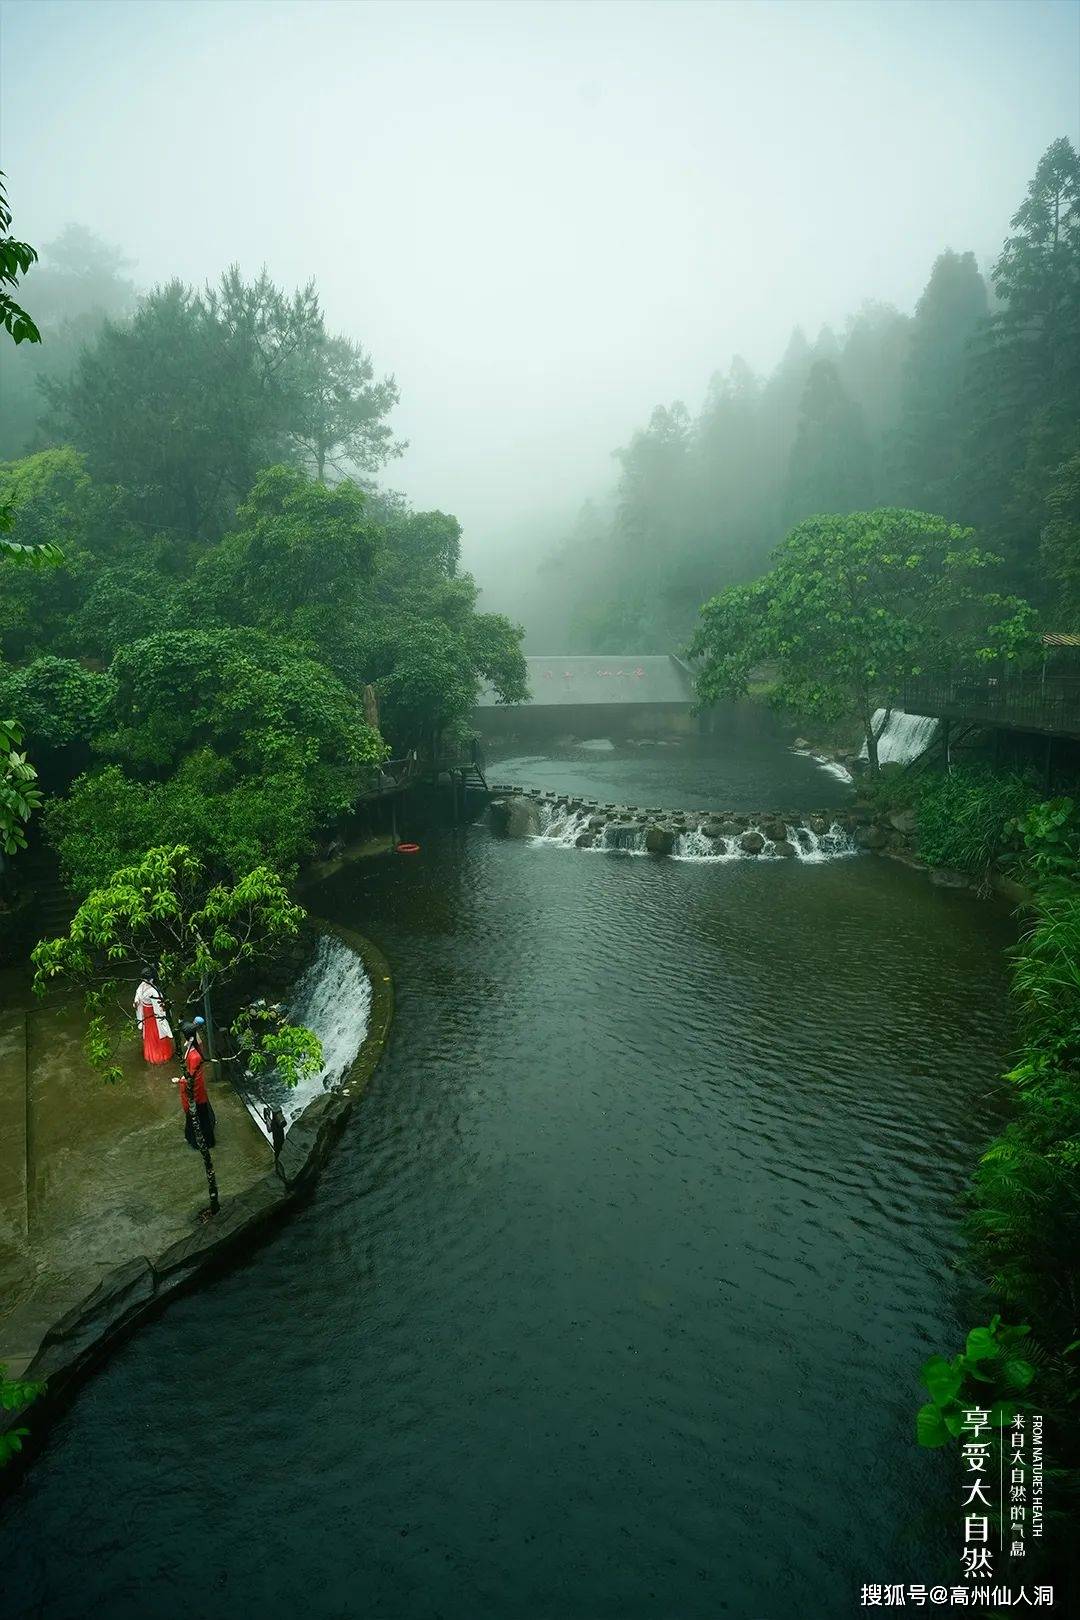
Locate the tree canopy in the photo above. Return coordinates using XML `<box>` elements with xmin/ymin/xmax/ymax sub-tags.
<box><xmin>522</xmin><ymin>139</ymin><xmax>1078</xmax><ymax>654</ymax></box>
<box><xmin>688</xmin><ymin>509</ymin><xmax>1038</xmax><ymax>770</ymax></box>
<box><xmin>31</xmin><ymin>844</ymin><xmax>320</xmax><ymax>1088</ymax></box>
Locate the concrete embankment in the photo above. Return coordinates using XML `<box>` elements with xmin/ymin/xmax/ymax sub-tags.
<box><xmin>0</xmin><ymin>921</ymin><xmax>392</xmax><ymax>1479</ymax></box>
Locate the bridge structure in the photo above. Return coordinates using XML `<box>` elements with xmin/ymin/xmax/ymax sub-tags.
<box><xmin>475</xmin><ymin>654</ymin><xmax>697</xmax><ymax>738</ymax></box>
<box><xmin>901</xmin><ymin>673</ymin><xmax>1080</xmax><ymax>741</ymax></box>
<box><xmin>900</xmin><ymin>638</ymin><xmax>1080</xmax><ymax>784</ymax></box>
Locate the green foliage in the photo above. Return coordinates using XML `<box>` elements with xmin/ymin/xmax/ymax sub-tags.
<box><xmin>1040</xmin><ymin>448</ymin><xmax>1080</xmax><ymax>626</ymax></box>
<box><xmin>0</xmin><ymin>1363</ymin><xmax>46</xmax><ymax>1468</ymax></box>
<box><xmin>183</xmin><ymin>465</ymin><xmax>380</xmax><ymax>636</ymax></box>
<box><xmin>46</xmin><ymin>759</ymin><xmax>322</xmax><ymax>894</ymax></box>
<box><xmin>960</xmin><ymin>137</ymin><xmax>1080</xmax><ymax>595</ymax></box>
<box><xmin>1009</xmin><ymin>796</ymin><xmax>1080</xmax><ymax>885</ymax></box>
<box><xmin>0</xmin><ymin>657</ymin><xmax>112</xmax><ymax>754</ymax></box>
<box><xmin>0</xmin><ymin>171</ymin><xmax>41</xmax><ymax>346</ymax></box>
<box><xmin>916</xmin><ymin>1318</ymin><xmax>1036</xmax><ymax>1448</ymax></box>
<box><xmin>0</xmin><ymin>449</ymin><xmax>127</xmax><ymax>657</ymax></box>
<box><xmin>914</xmin><ymin>766</ymin><xmax>1038</xmax><ymax>882</ymax></box>
<box><xmin>924</xmin><ymin>857</ymin><xmax>1080</xmax><ymax>1512</ymax></box>
<box><xmin>785</xmin><ymin>359</ymin><xmax>872</xmax><ymax>522</ymax></box>
<box><xmin>32</xmin><ymin>845</ymin><xmax>309</xmax><ymax>1084</ymax></box>
<box><xmin>232</xmin><ymin>1001</ymin><xmax>322</xmax><ymax>1090</ymax></box>
<box><xmin>39</xmin><ymin>625</ymin><xmax>386</xmax><ymax>892</ymax></box>
<box><xmin>102</xmin><ymin>627</ymin><xmax>383</xmax><ymax>785</ymax></box>
<box><xmin>45</xmin><ymin>268</ymin><xmax>401</xmax><ymax>538</ymax></box>
<box><xmin>689</xmin><ymin>509</ymin><xmax>1038</xmax><ymax>768</ymax></box>
<box><xmin>0</xmin><ymin>716</ymin><xmax>43</xmax><ymax>854</ymax></box>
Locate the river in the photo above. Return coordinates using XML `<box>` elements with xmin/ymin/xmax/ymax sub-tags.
<box><xmin>3</xmin><ymin>740</ymin><xmax>1014</xmax><ymax>1620</ymax></box>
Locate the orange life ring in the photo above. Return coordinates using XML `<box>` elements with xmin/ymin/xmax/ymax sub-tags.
<box><xmin>396</xmin><ymin>842</ymin><xmax>420</xmax><ymax>854</ymax></box>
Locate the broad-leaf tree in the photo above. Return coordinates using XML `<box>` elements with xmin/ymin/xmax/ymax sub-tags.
<box><xmin>688</xmin><ymin>508</ymin><xmax>1038</xmax><ymax>771</ymax></box>
<box><xmin>31</xmin><ymin>845</ymin><xmax>321</xmax><ymax>1088</ymax></box>
<box><xmin>0</xmin><ymin>170</ymin><xmax>40</xmax><ymax>347</ymax></box>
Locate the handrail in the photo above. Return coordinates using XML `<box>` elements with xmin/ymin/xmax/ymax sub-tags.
<box><xmin>901</xmin><ymin>674</ymin><xmax>1080</xmax><ymax>736</ymax></box>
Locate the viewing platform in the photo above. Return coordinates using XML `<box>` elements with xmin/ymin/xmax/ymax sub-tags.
<box><xmin>901</xmin><ymin>673</ymin><xmax>1080</xmax><ymax>740</ymax></box>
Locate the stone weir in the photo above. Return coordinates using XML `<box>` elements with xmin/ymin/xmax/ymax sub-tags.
<box><xmin>487</xmin><ymin>785</ymin><xmax>893</xmax><ymax>862</ymax></box>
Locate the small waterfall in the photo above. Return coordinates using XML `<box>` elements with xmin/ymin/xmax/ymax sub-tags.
<box><xmin>244</xmin><ymin>934</ymin><xmax>372</xmax><ymax>1136</ymax></box>
<box><xmin>673</xmin><ymin>827</ymin><xmax>733</xmax><ymax>861</ymax></box>
<box><xmin>791</xmin><ymin>746</ymin><xmax>854</xmax><ymax>785</ymax></box>
<box><xmin>531</xmin><ymin>799</ymin><xmax>857</xmax><ymax>863</ymax></box>
<box><xmin>862</xmin><ymin>708</ymin><xmax>939</xmax><ymax>765</ymax></box>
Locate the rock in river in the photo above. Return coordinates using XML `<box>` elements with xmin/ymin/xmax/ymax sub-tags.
<box><xmin>740</xmin><ymin>831</ymin><xmax>765</xmax><ymax>854</ymax></box>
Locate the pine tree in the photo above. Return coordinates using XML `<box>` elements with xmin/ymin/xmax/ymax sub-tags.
<box><xmin>961</xmin><ymin>138</ymin><xmax>1080</xmax><ymax>596</ymax></box>
<box><xmin>896</xmin><ymin>250</ymin><xmax>988</xmax><ymax>512</ymax></box>
<box><xmin>785</xmin><ymin>360</ymin><xmax>873</xmax><ymax>522</ymax></box>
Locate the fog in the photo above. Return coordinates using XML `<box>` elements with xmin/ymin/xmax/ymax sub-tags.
<box><xmin>3</xmin><ymin>0</ymin><xmax>1078</xmax><ymax>607</ymax></box>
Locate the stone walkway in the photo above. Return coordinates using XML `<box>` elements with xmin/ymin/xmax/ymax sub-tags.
<box><xmin>0</xmin><ymin>977</ymin><xmax>271</xmax><ymax>1377</ymax></box>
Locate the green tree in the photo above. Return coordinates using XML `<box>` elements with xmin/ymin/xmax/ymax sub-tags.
<box><xmin>0</xmin><ymin>656</ymin><xmax>111</xmax><ymax>790</ymax></box>
<box><xmin>183</xmin><ymin>465</ymin><xmax>381</xmax><ymax>638</ymax></box>
<box><xmin>32</xmin><ymin>845</ymin><xmax>322</xmax><ymax>1209</ymax></box>
<box><xmin>785</xmin><ymin>359</ymin><xmax>873</xmax><ymax>521</ymax></box>
<box><xmin>688</xmin><ymin>508</ymin><xmax>1038</xmax><ymax>772</ymax></box>
<box><xmin>42</xmin><ymin>629</ymin><xmax>386</xmax><ymax>891</ymax></box>
<box><xmin>0</xmin><ymin>223</ymin><xmax>138</xmax><ymax>463</ymax></box>
<box><xmin>0</xmin><ymin>170</ymin><xmax>40</xmax><ymax>346</ymax></box>
<box><xmin>1040</xmin><ymin>447</ymin><xmax>1080</xmax><ymax>626</ymax></box>
<box><xmin>32</xmin><ymin>844</ymin><xmax>320</xmax><ymax>1080</ymax></box>
<box><xmin>287</xmin><ymin>331</ymin><xmax>404</xmax><ymax>483</ymax></box>
<box><xmin>47</xmin><ymin>268</ymin><xmax>402</xmax><ymax>539</ymax></box>
<box><xmin>895</xmin><ymin>250</ymin><xmax>988</xmax><ymax>510</ymax></box>
<box><xmin>0</xmin><ymin>717</ymin><xmax>42</xmax><ymax>856</ymax></box>
<box><xmin>46</xmin><ymin>758</ymin><xmax>320</xmax><ymax>894</ymax></box>
<box><xmin>962</xmin><ymin>138</ymin><xmax>1080</xmax><ymax>594</ymax></box>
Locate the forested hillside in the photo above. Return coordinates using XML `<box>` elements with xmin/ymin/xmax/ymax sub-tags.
<box><xmin>530</xmin><ymin>138</ymin><xmax>1079</xmax><ymax>652</ymax></box>
<box><xmin>0</xmin><ymin>241</ymin><xmax>527</xmax><ymax>890</ymax></box>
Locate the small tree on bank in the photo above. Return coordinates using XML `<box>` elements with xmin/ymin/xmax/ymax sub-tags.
<box><xmin>31</xmin><ymin>846</ymin><xmax>322</xmax><ymax>1207</ymax></box>
<box><xmin>687</xmin><ymin>509</ymin><xmax>1038</xmax><ymax>772</ymax></box>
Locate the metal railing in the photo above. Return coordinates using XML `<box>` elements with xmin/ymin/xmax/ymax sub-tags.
<box><xmin>901</xmin><ymin>674</ymin><xmax>1080</xmax><ymax>737</ymax></box>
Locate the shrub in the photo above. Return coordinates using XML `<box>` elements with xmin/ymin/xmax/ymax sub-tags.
<box><xmin>915</xmin><ymin>765</ymin><xmax>1037</xmax><ymax>882</ymax></box>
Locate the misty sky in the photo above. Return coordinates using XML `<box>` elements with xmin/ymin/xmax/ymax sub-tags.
<box><xmin>3</xmin><ymin>0</ymin><xmax>1079</xmax><ymax>585</ymax></box>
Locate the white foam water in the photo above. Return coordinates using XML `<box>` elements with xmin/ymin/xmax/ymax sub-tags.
<box><xmin>791</xmin><ymin>747</ymin><xmax>855</xmax><ymax>785</ymax></box>
<box><xmin>532</xmin><ymin>802</ymin><xmax>857</xmax><ymax>864</ymax></box>
<box><xmin>862</xmin><ymin>708</ymin><xmax>939</xmax><ymax>766</ymax></box>
<box><xmin>245</xmin><ymin>934</ymin><xmax>372</xmax><ymax>1137</ymax></box>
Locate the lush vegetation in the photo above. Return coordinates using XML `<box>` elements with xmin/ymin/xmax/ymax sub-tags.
<box><xmin>0</xmin><ymin>252</ymin><xmax>526</xmax><ymax>894</ymax></box>
<box><xmin>912</xmin><ymin>767</ymin><xmax>1058</xmax><ymax>887</ymax></box>
<box><xmin>916</xmin><ymin>863</ymin><xmax>1080</xmax><ymax>1543</ymax></box>
<box><xmin>31</xmin><ymin>844</ymin><xmax>322</xmax><ymax>1087</ymax></box>
<box><xmin>687</xmin><ymin>509</ymin><xmax>1036</xmax><ymax>770</ymax></box>
<box><xmin>528</xmin><ymin>139</ymin><xmax>1079</xmax><ymax>652</ymax></box>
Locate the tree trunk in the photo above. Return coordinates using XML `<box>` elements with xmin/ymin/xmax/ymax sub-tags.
<box><xmin>862</xmin><ymin>699</ymin><xmax>880</xmax><ymax>775</ymax></box>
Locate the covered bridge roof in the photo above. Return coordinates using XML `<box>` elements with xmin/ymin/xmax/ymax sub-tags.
<box><xmin>477</xmin><ymin>655</ymin><xmax>696</xmax><ymax>709</ymax></box>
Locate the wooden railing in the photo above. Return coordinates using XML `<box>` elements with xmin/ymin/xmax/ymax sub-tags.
<box><xmin>901</xmin><ymin>674</ymin><xmax>1080</xmax><ymax>738</ymax></box>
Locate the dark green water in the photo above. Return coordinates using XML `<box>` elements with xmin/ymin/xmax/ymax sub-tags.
<box><xmin>3</xmin><ymin>759</ymin><xmax>1013</xmax><ymax>1620</ymax></box>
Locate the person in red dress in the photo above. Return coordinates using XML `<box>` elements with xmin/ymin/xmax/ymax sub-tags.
<box><xmin>176</xmin><ymin>1020</ymin><xmax>216</xmax><ymax>1148</ymax></box>
<box><xmin>134</xmin><ymin>970</ymin><xmax>174</xmax><ymax>1064</ymax></box>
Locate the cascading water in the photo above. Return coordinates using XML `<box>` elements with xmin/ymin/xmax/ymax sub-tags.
<box><xmin>243</xmin><ymin>934</ymin><xmax>372</xmax><ymax>1137</ymax></box>
<box><xmin>863</xmin><ymin>708</ymin><xmax>939</xmax><ymax>765</ymax></box>
<box><xmin>531</xmin><ymin>800</ymin><xmax>857</xmax><ymax>863</ymax></box>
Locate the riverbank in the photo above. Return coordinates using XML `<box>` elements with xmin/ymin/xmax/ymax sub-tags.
<box><xmin>0</xmin><ymin>920</ymin><xmax>392</xmax><ymax>1480</ymax></box>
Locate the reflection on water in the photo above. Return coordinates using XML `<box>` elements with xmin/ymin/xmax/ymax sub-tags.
<box><xmin>489</xmin><ymin>735</ymin><xmax>854</xmax><ymax>810</ymax></box>
<box><xmin>3</xmin><ymin>753</ymin><xmax>1013</xmax><ymax>1620</ymax></box>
